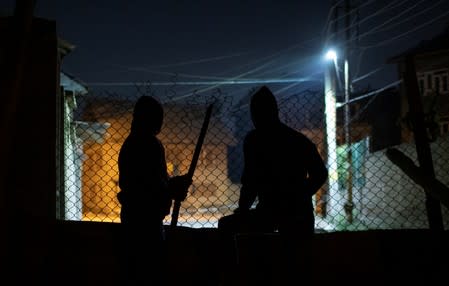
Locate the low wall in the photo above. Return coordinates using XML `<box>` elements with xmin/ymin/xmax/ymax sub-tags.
<box><xmin>50</xmin><ymin>221</ymin><xmax>449</xmax><ymax>286</ymax></box>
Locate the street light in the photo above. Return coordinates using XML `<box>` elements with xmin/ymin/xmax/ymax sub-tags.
<box><xmin>325</xmin><ymin>49</ymin><xmax>337</xmax><ymax>61</ymax></box>
<box><xmin>324</xmin><ymin>49</ymin><xmax>342</xmax><ymax>91</ymax></box>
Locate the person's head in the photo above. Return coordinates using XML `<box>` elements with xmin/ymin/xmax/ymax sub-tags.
<box><xmin>131</xmin><ymin>95</ymin><xmax>164</xmax><ymax>135</ymax></box>
<box><xmin>250</xmin><ymin>85</ymin><xmax>280</xmax><ymax>130</ymax></box>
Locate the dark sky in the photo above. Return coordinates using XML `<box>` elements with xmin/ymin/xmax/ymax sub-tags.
<box><xmin>3</xmin><ymin>0</ymin><xmax>449</xmax><ymax>103</ymax></box>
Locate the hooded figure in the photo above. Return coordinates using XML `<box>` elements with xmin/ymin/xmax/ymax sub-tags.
<box><xmin>220</xmin><ymin>85</ymin><xmax>328</xmax><ymax>234</ymax></box>
<box><xmin>118</xmin><ymin>95</ymin><xmax>172</xmax><ymax>224</ymax></box>
<box><xmin>131</xmin><ymin>95</ymin><xmax>164</xmax><ymax>135</ymax></box>
<box><xmin>116</xmin><ymin>95</ymin><xmax>191</xmax><ymax>285</ymax></box>
<box><xmin>217</xmin><ymin>86</ymin><xmax>328</xmax><ymax>285</ymax></box>
<box><xmin>249</xmin><ymin>85</ymin><xmax>280</xmax><ymax>130</ymax></box>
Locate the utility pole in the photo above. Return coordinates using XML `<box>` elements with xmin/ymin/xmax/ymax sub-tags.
<box><xmin>323</xmin><ymin>0</ymin><xmax>341</xmax><ymax>220</ymax></box>
<box><xmin>343</xmin><ymin>0</ymin><xmax>354</xmax><ymax>223</ymax></box>
<box><xmin>404</xmin><ymin>56</ymin><xmax>444</xmax><ymax>231</ymax></box>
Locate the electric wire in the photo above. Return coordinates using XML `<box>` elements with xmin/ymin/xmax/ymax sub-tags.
<box><xmin>324</xmin><ymin>0</ymin><xmax>411</xmax><ymax>44</ymax></box>
<box><xmin>88</xmin><ymin>0</ymin><xmax>445</xmax><ymax>107</ymax></box>
<box><xmin>361</xmin><ymin>8</ymin><xmax>449</xmax><ymax>48</ymax></box>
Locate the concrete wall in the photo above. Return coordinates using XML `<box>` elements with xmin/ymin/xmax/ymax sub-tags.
<box><xmin>356</xmin><ymin>135</ymin><xmax>449</xmax><ymax>229</ymax></box>
<box><xmin>0</xmin><ymin>16</ymin><xmax>58</xmax><ymax>285</ymax></box>
<box><xmin>51</xmin><ymin>221</ymin><xmax>449</xmax><ymax>286</ymax></box>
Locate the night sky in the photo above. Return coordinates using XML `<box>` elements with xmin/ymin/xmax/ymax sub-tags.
<box><xmin>2</xmin><ymin>0</ymin><xmax>449</xmax><ymax>102</ymax></box>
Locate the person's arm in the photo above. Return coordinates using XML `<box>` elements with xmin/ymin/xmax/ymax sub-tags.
<box><xmin>304</xmin><ymin>141</ymin><xmax>329</xmax><ymax>197</ymax></box>
<box><xmin>236</xmin><ymin>179</ymin><xmax>257</xmax><ymax>214</ymax></box>
<box><xmin>168</xmin><ymin>174</ymin><xmax>192</xmax><ymax>201</ymax></box>
<box><xmin>235</xmin><ymin>134</ymin><xmax>258</xmax><ymax>214</ymax></box>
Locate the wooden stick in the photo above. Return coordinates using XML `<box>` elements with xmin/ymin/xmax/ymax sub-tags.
<box><xmin>170</xmin><ymin>103</ymin><xmax>214</xmax><ymax>227</ymax></box>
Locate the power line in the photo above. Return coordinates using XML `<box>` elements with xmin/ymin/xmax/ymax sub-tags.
<box><xmin>322</xmin><ymin>0</ymin><xmax>377</xmax><ymax>45</ymax></box>
<box><xmin>143</xmin><ymin>52</ymin><xmax>250</xmax><ymax>69</ymax></box>
<box><xmin>108</xmin><ymin>66</ymin><xmax>261</xmax><ymax>82</ymax></box>
<box><xmin>111</xmin><ymin>52</ymin><xmax>321</xmax><ymax>83</ymax></box>
<box><xmin>84</xmin><ymin>30</ymin><xmax>322</xmax><ymax>100</ymax></box>
<box><xmin>352</xmin><ymin>65</ymin><xmax>385</xmax><ymax>84</ymax></box>
<box><xmin>352</xmin><ymin>47</ymin><xmax>368</xmax><ymax>79</ymax></box>
<box><xmin>323</xmin><ymin>0</ymin><xmax>412</xmax><ymax>85</ymax></box>
<box><xmin>93</xmin><ymin>35</ymin><xmax>323</xmax><ymax>101</ymax></box>
<box><xmin>88</xmin><ymin>0</ymin><xmax>444</xmax><ymax>102</ymax></box>
<box><xmin>328</xmin><ymin>0</ymin><xmax>448</xmax><ymax>84</ymax></box>
<box><xmin>361</xmin><ymin>8</ymin><xmax>449</xmax><ymax>48</ymax></box>
<box><xmin>336</xmin><ymin>79</ymin><xmax>403</xmax><ymax>125</ymax></box>
<box><xmin>368</xmin><ymin>0</ymin><xmax>446</xmax><ymax>34</ymax></box>
<box><xmin>321</xmin><ymin>0</ymin><xmax>346</xmax><ymax>38</ymax></box>
<box><xmin>325</xmin><ymin>0</ymin><xmax>411</xmax><ymax>44</ymax></box>
<box><xmin>87</xmin><ymin>76</ymin><xmax>320</xmax><ymax>87</ymax></box>
<box><xmin>330</xmin><ymin>0</ymin><xmax>447</xmax><ymax>51</ymax></box>
<box><xmin>356</xmin><ymin>0</ymin><xmax>442</xmax><ymax>41</ymax></box>
<box><xmin>337</xmin><ymin>79</ymin><xmax>403</xmax><ymax>108</ymax></box>
<box><xmin>350</xmin><ymin>0</ymin><xmax>427</xmax><ymax>79</ymax></box>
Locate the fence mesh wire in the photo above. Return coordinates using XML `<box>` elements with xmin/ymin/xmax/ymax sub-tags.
<box><xmin>57</xmin><ymin>84</ymin><xmax>449</xmax><ymax>232</ymax></box>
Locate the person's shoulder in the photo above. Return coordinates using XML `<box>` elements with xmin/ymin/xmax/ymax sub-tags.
<box><xmin>119</xmin><ymin>135</ymin><xmax>132</xmax><ymax>150</ymax></box>
<box><xmin>243</xmin><ymin>129</ymin><xmax>257</xmax><ymax>145</ymax></box>
<box><xmin>281</xmin><ymin>123</ymin><xmax>303</xmax><ymax>137</ymax></box>
<box><xmin>148</xmin><ymin>135</ymin><xmax>163</xmax><ymax>148</ymax></box>
<box><xmin>125</xmin><ymin>132</ymin><xmax>161</xmax><ymax>148</ymax></box>
<box><xmin>245</xmin><ymin>129</ymin><xmax>257</xmax><ymax>139</ymax></box>
<box><xmin>283</xmin><ymin>125</ymin><xmax>314</xmax><ymax>145</ymax></box>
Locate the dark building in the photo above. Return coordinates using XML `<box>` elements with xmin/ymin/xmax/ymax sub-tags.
<box><xmin>388</xmin><ymin>24</ymin><xmax>449</xmax><ymax>142</ymax></box>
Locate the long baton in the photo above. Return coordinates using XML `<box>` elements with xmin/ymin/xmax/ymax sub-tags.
<box><xmin>170</xmin><ymin>103</ymin><xmax>214</xmax><ymax>227</ymax></box>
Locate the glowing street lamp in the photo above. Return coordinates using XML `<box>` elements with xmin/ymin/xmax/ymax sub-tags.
<box><xmin>325</xmin><ymin>49</ymin><xmax>342</xmax><ymax>91</ymax></box>
<box><xmin>325</xmin><ymin>49</ymin><xmax>337</xmax><ymax>61</ymax></box>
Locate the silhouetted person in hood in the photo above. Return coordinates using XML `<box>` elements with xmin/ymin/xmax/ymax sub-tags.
<box><xmin>218</xmin><ymin>85</ymin><xmax>328</xmax><ymax>285</ymax></box>
<box><xmin>117</xmin><ymin>95</ymin><xmax>192</xmax><ymax>286</ymax></box>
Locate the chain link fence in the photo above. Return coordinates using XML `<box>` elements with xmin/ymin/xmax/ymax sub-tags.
<box><xmin>56</xmin><ymin>83</ymin><xmax>449</xmax><ymax>231</ymax></box>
